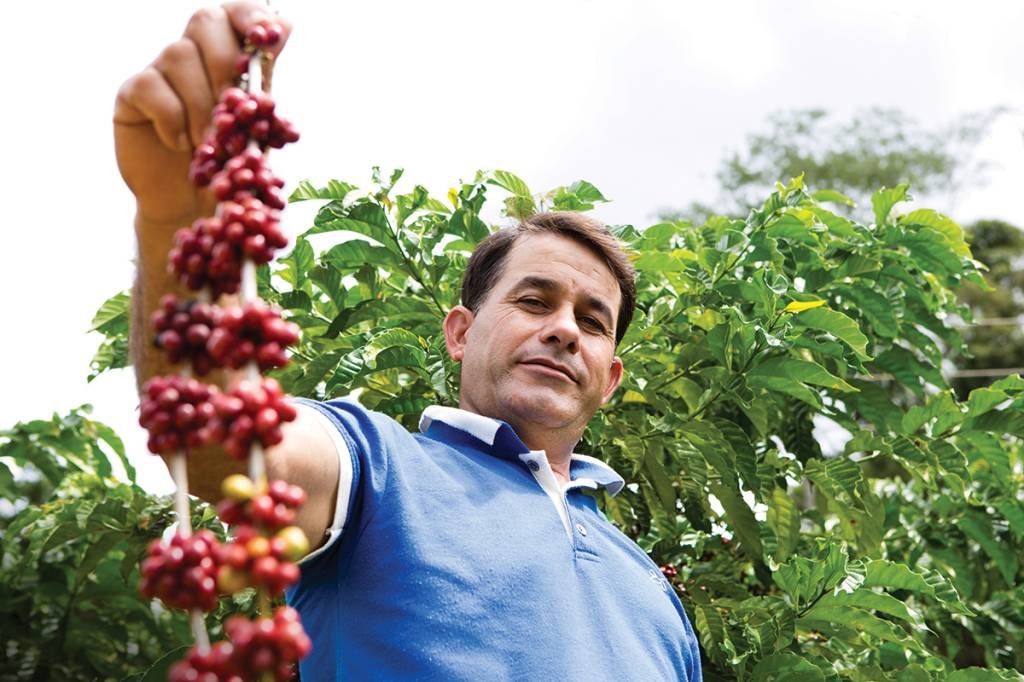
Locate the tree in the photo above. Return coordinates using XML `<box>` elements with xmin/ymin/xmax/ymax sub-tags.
<box><xmin>9</xmin><ymin>169</ymin><xmax>1024</xmax><ymax>679</ymax></box>
<box><xmin>667</xmin><ymin>107</ymin><xmax>1003</xmax><ymax>224</ymax></box>
<box><xmin>954</xmin><ymin>219</ymin><xmax>1024</xmax><ymax>398</ymax></box>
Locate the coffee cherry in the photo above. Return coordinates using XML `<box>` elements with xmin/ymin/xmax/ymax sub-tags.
<box><xmin>207</xmin><ymin>301</ymin><xmax>300</xmax><ymax>372</ymax></box>
<box><xmin>207</xmin><ymin>379</ymin><xmax>297</xmax><ymax>460</ymax></box>
<box><xmin>222</xmin><ymin>474</ymin><xmax>256</xmax><ymax>501</ymax></box>
<box><xmin>220</xmin><ymin>607</ymin><xmax>311</xmax><ymax>679</ymax></box>
<box><xmin>138</xmin><ymin>376</ymin><xmax>218</xmax><ymax>454</ymax></box>
<box><xmin>189</xmin><ymin>89</ymin><xmax>299</xmax><ymax>185</ymax></box>
<box><xmin>209</xmin><ymin>148</ymin><xmax>286</xmax><ymax>209</ymax></box>
<box><xmin>151</xmin><ymin>295</ymin><xmax>219</xmax><ymax>374</ymax></box>
<box><xmin>245</xmin><ymin>18</ymin><xmax>284</xmax><ymax>48</ymax></box>
<box><xmin>169</xmin><ymin>640</ymin><xmax>241</xmax><ymax>682</ymax></box>
<box><xmin>168</xmin><ymin>218</ymin><xmax>244</xmax><ymax>295</ymax></box>
<box><xmin>275</xmin><ymin>526</ymin><xmax>310</xmax><ymax>562</ymax></box>
<box><xmin>660</xmin><ymin>564</ymin><xmax>678</xmax><ymax>580</ymax></box>
<box><xmin>140</xmin><ymin>530</ymin><xmax>222</xmax><ymax>611</ymax></box>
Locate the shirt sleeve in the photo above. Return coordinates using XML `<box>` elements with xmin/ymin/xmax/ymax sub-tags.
<box><xmin>290</xmin><ymin>396</ymin><xmax>395</xmax><ymax>567</ymax></box>
<box><xmin>296</xmin><ymin>402</ymin><xmax>354</xmax><ymax>565</ymax></box>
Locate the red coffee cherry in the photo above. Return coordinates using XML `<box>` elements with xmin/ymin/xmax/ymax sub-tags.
<box><xmin>245</xmin><ymin>18</ymin><xmax>284</xmax><ymax>49</ymax></box>
<box><xmin>222</xmin><ymin>606</ymin><xmax>311</xmax><ymax>680</ymax></box>
<box><xmin>660</xmin><ymin>564</ymin><xmax>678</xmax><ymax>580</ymax></box>
<box><xmin>207</xmin><ymin>379</ymin><xmax>298</xmax><ymax>460</ymax></box>
<box><xmin>207</xmin><ymin>301</ymin><xmax>300</xmax><ymax>372</ymax></box>
<box><xmin>151</xmin><ymin>295</ymin><xmax>219</xmax><ymax>375</ymax></box>
<box><xmin>140</xmin><ymin>529</ymin><xmax>222</xmax><ymax>611</ymax></box>
<box><xmin>209</xmin><ymin>148</ymin><xmax>286</xmax><ymax>209</ymax></box>
<box><xmin>168</xmin><ymin>217</ymin><xmax>244</xmax><ymax>295</ymax></box>
<box><xmin>189</xmin><ymin>88</ymin><xmax>299</xmax><ymax>185</ymax></box>
<box><xmin>138</xmin><ymin>376</ymin><xmax>218</xmax><ymax>454</ymax></box>
<box><xmin>169</xmin><ymin>640</ymin><xmax>241</xmax><ymax>682</ymax></box>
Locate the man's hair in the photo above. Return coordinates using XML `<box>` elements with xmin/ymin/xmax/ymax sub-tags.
<box><xmin>460</xmin><ymin>212</ymin><xmax>637</xmax><ymax>346</ymax></box>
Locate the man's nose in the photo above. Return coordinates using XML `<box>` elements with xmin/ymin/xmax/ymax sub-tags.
<box><xmin>540</xmin><ymin>305</ymin><xmax>580</xmax><ymax>352</ymax></box>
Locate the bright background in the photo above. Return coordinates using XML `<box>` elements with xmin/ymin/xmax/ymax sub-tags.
<box><xmin>3</xmin><ymin>0</ymin><xmax>1022</xmax><ymax>493</ymax></box>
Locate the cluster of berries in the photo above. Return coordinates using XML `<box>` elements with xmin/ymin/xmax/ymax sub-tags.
<box><xmin>208</xmin><ymin>301</ymin><xmax>299</xmax><ymax>371</ymax></box>
<box><xmin>217</xmin><ymin>524</ymin><xmax>306</xmax><ymax>597</ymax></box>
<box><xmin>139</xmin><ymin>19</ymin><xmax>312</xmax><ymax>673</ymax></box>
<box><xmin>169</xmin><ymin>196</ymin><xmax>287</xmax><ymax>295</ymax></box>
<box><xmin>153</xmin><ymin>296</ymin><xmax>299</xmax><ymax>375</ymax></box>
<box><xmin>211</xmin><ymin>148</ymin><xmax>287</xmax><ymax>209</ymax></box>
<box><xmin>218</xmin><ymin>476</ymin><xmax>307</xmax><ymax>529</ymax></box>
<box><xmin>190</xmin><ymin>87</ymin><xmax>299</xmax><ymax>186</ymax></box>
<box><xmin>208</xmin><ymin>379</ymin><xmax>297</xmax><ymax>460</ymax></box>
<box><xmin>138</xmin><ymin>376</ymin><xmax>217</xmax><ymax>454</ymax></box>
<box><xmin>169</xmin><ymin>607</ymin><xmax>311</xmax><ymax>681</ymax></box>
<box><xmin>141</xmin><ymin>530</ymin><xmax>222</xmax><ymax>611</ymax></box>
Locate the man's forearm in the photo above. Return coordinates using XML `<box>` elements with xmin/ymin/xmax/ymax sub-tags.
<box><xmin>132</xmin><ymin>212</ymin><xmax>250</xmax><ymax>502</ymax></box>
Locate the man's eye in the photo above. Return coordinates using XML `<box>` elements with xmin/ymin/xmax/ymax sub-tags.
<box><xmin>580</xmin><ymin>317</ymin><xmax>605</xmax><ymax>332</ymax></box>
<box><xmin>519</xmin><ymin>298</ymin><xmax>545</xmax><ymax>308</ymax></box>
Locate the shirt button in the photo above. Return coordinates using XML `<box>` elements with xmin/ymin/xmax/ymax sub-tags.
<box><xmin>576</xmin><ymin>524</ymin><xmax>587</xmax><ymax>536</ymax></box>
<box><xmin>527</xmin><ymin>460</ymin><xmax>540</xmax><ymax>472</ymax></box>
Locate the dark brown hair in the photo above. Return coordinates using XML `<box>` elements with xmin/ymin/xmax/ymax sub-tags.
<box><xmin>460</xmin><ymin>212</ymin><xmax>637</xmax><ymax>346</ymax></box>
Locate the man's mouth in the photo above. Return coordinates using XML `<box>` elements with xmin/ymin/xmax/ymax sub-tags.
<box><xmin>520</xmin><ymin>358</ymin><xmax>577</xmax><ymax>383</ymax></box>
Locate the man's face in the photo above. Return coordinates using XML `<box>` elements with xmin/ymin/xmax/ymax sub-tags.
<box><xmin>444</xmin><ymin>233</ymin><xmax>625</xmax><ymax>442</ymax></box>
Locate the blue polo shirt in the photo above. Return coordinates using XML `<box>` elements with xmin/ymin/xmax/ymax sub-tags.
<box><xmin>287</xmin><ymin>398</ymin><xmax>702</xmax><ymax>680</ymax></box>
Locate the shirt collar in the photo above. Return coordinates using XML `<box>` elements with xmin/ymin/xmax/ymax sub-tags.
<box><xmin>419</xmin><ymin>405</ymin><xmax>625</xmax><ymax>496</ymax></box>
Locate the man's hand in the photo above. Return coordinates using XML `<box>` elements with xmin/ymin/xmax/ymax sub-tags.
<box><xmin>113</xmin><ymin>2</ymin><xmax>292</xmax><ymax>226</ymax></box>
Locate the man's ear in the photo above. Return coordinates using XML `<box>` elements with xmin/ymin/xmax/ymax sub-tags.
<box><xmin>443</xmin><ymin>305</ymin><xmax>475</xmax><ymax>362</ymax></box>
<box><xmin>601</xmin><ymin>356</ymin><xmax>624</xmax><ymax>405</ymax></box>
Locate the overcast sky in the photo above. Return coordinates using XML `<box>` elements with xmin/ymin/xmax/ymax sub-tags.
<box><xmin>3</xmin><ymin>0</ymin><xmax>1022</xmax><ymax>493</ymax></box>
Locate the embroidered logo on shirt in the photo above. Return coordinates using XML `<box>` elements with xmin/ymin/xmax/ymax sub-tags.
<box><xmin>647</xmin><ymin>568</ymin><xmax>669</xmax><ymax>593</ymax></box>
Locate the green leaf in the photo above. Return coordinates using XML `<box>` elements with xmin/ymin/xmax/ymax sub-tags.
<box><xmin>872</xmin><ymin>184</ymin><xmax>910</xmax><ymax>226</ymax></box>
<box><xmin>899</xmin><ymin>209</ymin><xmax>970</xmax><ymax>256</ymax></box>
<box><xmin>811</xmin><ymin>188</ymin><xmax>856</xmax><ymax>207</ymax></box>
<box><xmin>813</xmin><ymin>588</ymin><xmax>918</xmax><ymax>622</ymax></box>
<box><xmin>289</xmin><ymin>178</ymin><xmax>358</xmax><ymax>202</ymax></box>
<box><xmin>549</xmin><ymin>180</ymin><xmax>608</xmax><ymax>211</ymax></box>
<box><xmin>643</xmin><ymin>446</ymin><xmax>677</xmax><ymax>519</ymax></box>
<box><xmin>798</xmin><ymin>605</ymin><xmax>907</xmax><ymax>642</ymax></box>
<box><xmin>863</xmin><ymin>560</ymin><xmax>973</xmax><ymax>615</ymax></box>
<box><xmin>93</xmin><ymin>422</ymin><xmax>135</xmax><ymax>484</ymax></box>
<box><xmin>751</xmin><ymin>652</ymin><xmax>825</xmax><ymax>681</ymax></box>
<box><xmin>749</xmin><ymin>356</ymin><xmax>858</xmax><ymax>392</ymax></box>
<box><xmin>791</xmin><ymin>306</ymin><xmax>872</xmax><ymax>360</ymax></box>
<box><xmin>487</xmin><ymin>170</ymin><xmax>532</xmax><ymax>197</ymax></box>
<box><xmin>766</xmin><ymin>486</ymin><xmax>800</xmax><ymax>562</ymax></box>
<box><xmin>957</xmin><ymin>509</ymin><xmax>1019</xmax><ymax>585</ymax></box>
<box><xmin>89</xmin><ymin>291</ymin><xmax>131</xmax><ymax>334</ymax></box>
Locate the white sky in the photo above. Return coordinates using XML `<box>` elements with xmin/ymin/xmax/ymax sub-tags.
<box><xmin>3</xmin><ymin>0</ymin><xmax>1022</xmax><ymax>493</ymax></box>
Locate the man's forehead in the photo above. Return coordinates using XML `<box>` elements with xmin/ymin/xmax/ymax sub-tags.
<box><xmin>499</xmin><ymin>234</ymin><xmax>621</xmax><ymax>310</ymax></box>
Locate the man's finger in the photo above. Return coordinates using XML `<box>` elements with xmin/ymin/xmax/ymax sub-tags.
<box><xmin>115</xmin><ymin>67</ymin><xmax>190</xmax><ymax>151</ymax></box>
<box><xmin>153</xmin><ymin>39</ymin><xmax>216</xmax><ymax>148</ymax></box>
<box><xmin>183</xmin><ymin>5</ymin><xmax>240</xmax><ymax>97</ymax></box>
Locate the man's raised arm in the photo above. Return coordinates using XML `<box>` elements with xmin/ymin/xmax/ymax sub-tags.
<box><xmin>114</xmin><ymin>2</ymin><xmax>339</xmax><ymax>552</ymax></box>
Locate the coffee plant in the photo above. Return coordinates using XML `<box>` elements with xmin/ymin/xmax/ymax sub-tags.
<box><xmin>6</xmin><ymin>168</ymin><xmax>1023</xmax><ymax>680</ymax></box>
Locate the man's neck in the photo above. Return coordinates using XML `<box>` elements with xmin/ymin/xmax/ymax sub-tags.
<box><xmin>454</xmin><ymin>403</ymin><xmax>578</xmax><ymax>485</ymax></box>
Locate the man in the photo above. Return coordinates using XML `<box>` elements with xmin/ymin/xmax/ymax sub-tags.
<box><xmin>115</xmin><ymin>3</ymin><xmax>702</xmax><ymax>679</ymax></box>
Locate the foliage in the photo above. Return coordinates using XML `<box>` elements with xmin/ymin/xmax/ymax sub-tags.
<box><xmin>0</xmin><ymin>407</ymin><xmax>258</xmax><ymax>681</ymax></box>
<box><xmin>666</xmin><ymin>107</ymin><xmax>1003</xmax><ymax>224</ymax></box>
<box><xmin>49</xmin><ymin>168</ymin><xmax>1024</xmax><ymax>679</ymax></box>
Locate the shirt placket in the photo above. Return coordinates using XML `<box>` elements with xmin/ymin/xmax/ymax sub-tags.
<box><xmin>518</xmin><ymin>451</ymin><xmax>595</xmax><ymax>550</ymax></box>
